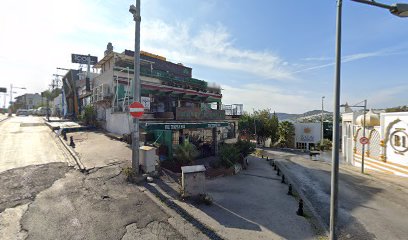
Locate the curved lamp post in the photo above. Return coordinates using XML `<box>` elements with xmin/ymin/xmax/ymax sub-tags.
<box><xmin>330</xmin><ymin>1</ymin><xmax>407</xmax><ymax>239</ymax></box>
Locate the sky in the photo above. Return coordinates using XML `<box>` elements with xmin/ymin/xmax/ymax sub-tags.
<box><xmin>0</xmin><ymin>0</ymin><xmax>407</xmax><ymax>113</ymax></box>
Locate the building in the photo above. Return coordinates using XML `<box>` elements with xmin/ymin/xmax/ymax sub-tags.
<box><xmin>61</xmin><ymin>69</ymin><xmax>98</xmax><ymax>118</ymax></box>
<box><xmin>14</xmin><ymin>93</ymin><xmax>45</xmax><ymax>110</ymax></box>
<box><xmin>294</xmin><ymin>122</ymin><xmax>322</xmax><ymax>150</ymax></box>
<box><xmin>342</xmin><ymin>110</ymin><xmax>408</xmax><ymax>177</ymax></box>
<box><xmin>91</xmin><ymin>43</ymin><xmax>240</xmax><ymax>159</ymax></box>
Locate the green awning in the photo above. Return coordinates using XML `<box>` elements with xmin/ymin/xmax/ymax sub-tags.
<box><xmin>142</xmin><ymin>122</ymin><xmax>229</xmax><ymax>131</ymax></box>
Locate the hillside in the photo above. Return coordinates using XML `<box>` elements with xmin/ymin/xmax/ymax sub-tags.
<box><xmin>273</xmin><ymin>110</ymin><xmax>332</xmax><ymax>122</ymax></box>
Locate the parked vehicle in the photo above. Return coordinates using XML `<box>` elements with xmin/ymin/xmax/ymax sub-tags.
<box><xmin>16</xmin><ymin>109</ymin><xmax>29</xmax><ymax>116</ymax></box>
<box><xmin>37</xmin><ymin>107</ymin><xmax>50</xmax><ymax>116</ymax></box>
<box><xmin>27</xmin><ymin>109</ymin><xmax>35</xmax><ymax>115</ymax></box>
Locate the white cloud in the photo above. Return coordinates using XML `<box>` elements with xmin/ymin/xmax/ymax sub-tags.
<box><xmin>221</xmin><ymin>84</ymin><xmax>317</xmax><ymax>114</ymax></box>
<box><xmin>295</xmin><ymin>46</ymin><xmax>408</xmax><ymax>74</ymax></box>
<box><xmin>140</xmin><ymin>20</ymin><xmax>294</xmax><ymax>81</ymax></box>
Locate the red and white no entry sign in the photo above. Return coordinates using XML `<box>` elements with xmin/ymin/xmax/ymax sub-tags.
<box><xmin>360</xmin><ymin>137</ymin><xmax>369</xmax><ymax>145</ymax></box>
<box><xmin>129</xmin><ymin>101</ymin><xmax>144</xmax><ymax>118</ymax></box>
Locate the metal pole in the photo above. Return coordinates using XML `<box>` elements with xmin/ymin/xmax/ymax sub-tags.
<box><xmin>330</xmin><ymin>0</ymin><xmax>342</xmax><ymax>239</ymax></box>
<box><xmin>8</xmin><ymin>84</ymin><xmax>13</xmax><ymax>116</ymax></box>
<box><xmin>131</xmin><ymin>0</ymin><xmax>141</xmax><ymax>175</ymax></box>
<box><xmin>321</xmin><ymin>96</ymin><xmax>325</xmax><ymax>148</ymax></box>
<box><xmin>361</xmin><ymin>100</ymin><xmax>367</xmax><ymax>173</ymax></box>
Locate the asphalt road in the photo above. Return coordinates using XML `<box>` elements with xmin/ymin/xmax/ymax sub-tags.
<box><xmin>0</xmin><ymin>116</ymin><xmax>74</xmax><ymax>173</ymax></box>
<box><xmin>0</xmin><ymin>116</ymin><xmax>185</xmax><ymax>240</ymax></box>
<box><xmin>265</xmin><ymin>149</ymin><xmax>408</xmax><ymax>240</ymax></box>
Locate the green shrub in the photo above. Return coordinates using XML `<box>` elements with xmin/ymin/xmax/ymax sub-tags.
<box><xmin>81</xmin><ymin>105</ymin><xmax>97</xmax><ymax>126</ymax></box>
<box><xmin>317</xmin><ymin>139</ymin><xmax>333</xmax><ymax>151</ymax></box>
<box><xmin>219</xmin><ymin>144</ymin><xmax>240</xmax><ymax>168</ymax></box>
<box><xmin>174</xmin><ymin>141</ymin><xmax>199</xmax><ymax>165</ymax></box>
<box><xmin>235</xmin><ymin>140</ymin><xmax>256</xmax><ymax>157</ymax></box>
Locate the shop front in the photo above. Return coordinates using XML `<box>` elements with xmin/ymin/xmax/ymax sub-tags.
<box><xmin>142</xmin><ymin>122</ymin><xmax>229</xmax><ymax>160</ymax></box>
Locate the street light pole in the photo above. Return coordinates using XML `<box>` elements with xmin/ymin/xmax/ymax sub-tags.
<box><xmin>330</xmin><ymin>0</ymin><xmax>342</xmax><ymax>239</ymax></box>
<box><xmin>130</xmin><ymin>0</ymin><xmax>141</xmax><ymax>175</ymax></box>
<box><xmin>321</xmin><ymin>96</ymin><xmax>325</xmax><ymax>148</ymax></box>
<box><xmin>330</xmin><ymin>1</ymin><xmax>407</xmax><ymax>239</ymax></box>
<box><xmin>361</xmin><ymin>100</ymin><xmax>367</xmax><ymax>173</ymax></box>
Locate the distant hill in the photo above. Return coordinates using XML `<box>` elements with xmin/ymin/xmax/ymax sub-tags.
<box><xmin>273</xmin><ymin>110</ymin><xmax>332</xmax><ymax>122</ymax></box>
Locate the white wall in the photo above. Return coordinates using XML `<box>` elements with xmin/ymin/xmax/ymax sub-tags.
<box><xmin>105</xmin><ymin>109</ymin><xmax>133</xmax><ymax>135</ymax></box>
<box><xmin>381</xmin><ymin>112</ymin><xmax>408</xmax><ymax>166</ymax></box>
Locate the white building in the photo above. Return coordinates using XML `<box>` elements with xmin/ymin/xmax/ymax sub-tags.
<box><xmin>15</xmin><ymin>93</ymin><xmax>45</xmax><ymax>109</ymax></box>
<box><xmin>294</xmin><ymin>122</ymin><xmax>322</xmax><ymax>150</ymax></box>
<box><xmin>342</xmin><ymin>110</ymin><xmax>408</xmax><ymax>177</ymax></box>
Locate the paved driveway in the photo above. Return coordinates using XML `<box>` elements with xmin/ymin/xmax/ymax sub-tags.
<box><xmin>200</xmin><ymin>156</ymin><xmax>319</xmax><ymax>240</ymax></box>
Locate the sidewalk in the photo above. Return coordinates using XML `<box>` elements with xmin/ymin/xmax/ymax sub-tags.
<box><xmin>61</xmin><ymin>130</ymin><xmax>324</xmax><ymax>240</ymax></box>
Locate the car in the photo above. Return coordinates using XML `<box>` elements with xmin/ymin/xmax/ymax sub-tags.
<box><xmin>16</xmin><ymin>109</ymin><xmax>29</xmax><ymax>116</ymax></box>
<box><xmin>27</xmin><ymin>109</ymin><xmax>35</xmax><ymax>115</ymax></box>
<box><xmin>37</xmin><ymin>107</ymin><xmax>50</xmax><ymax>116</ymax></box>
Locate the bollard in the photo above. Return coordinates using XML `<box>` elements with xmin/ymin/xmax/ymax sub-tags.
<box><xmin>271</xmin><ymin>160</ymin><xmax>275</xmax><ymax>166</ymax></box>
<box><xmin>69</xmin><ymin>136</ymin><xmax>76</xmax><ymax>148</ymax></box>
<box><xmin>277</xmin><ymin>168</ymin><xmax>280</xmax><ymax>176</ymax></box>
<box><xmin>296</xmin><ymin>199</ymin><xmax>304</xmax><ymax>216</ymax></box>
<box><xmin>266</xmin><ymin>156</ymin><xmax>269</xmax><ymax>161</ymax></box>
<box><xmin>62</xmin><ymin>131</ymin><xmax>67</xmax><ymax>141</ymax></box>
<box><xmin>288</xmin><ymin>184</ymin><xmax>293</xmax><ymax>195</ymax></box>
<box><xmin>274</xmin><ymin>164</ymin><xmax>277</xmax><ymax>170</ymax></box>
<box><xmin>281</xmin><ymin>174</ymin><xmax>285</xmax><ymax>184</ymax></box>
<box><xmin>262</xmin><ymin>155</ymin><xmax>264</xmax><ymax>159</ymax></box>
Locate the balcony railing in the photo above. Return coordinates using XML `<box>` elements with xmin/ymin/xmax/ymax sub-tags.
<box><xmin>222</xmin><ymin>104</ymin><xmax>243</xmax><ymax>116</ymax></box>
<box><xmin>92</xmin><ymin>84</ymin><xmax>112</xmax><ymax>102</ymax></box>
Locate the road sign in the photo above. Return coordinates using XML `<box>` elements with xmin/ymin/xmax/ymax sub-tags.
<box><xmin>129</xmin><ymin>101</ymin><xmax>144</xmax><ymax>118</ymax></box>
<box><xmin>71</xmin><ymin>54</ymin><xmax>98</xmax><ymax>65</ymax></box>
<box><xmin>360</xmin><ymin>137</ymin><xmax>369</xmax><ymax>145</ymax></box>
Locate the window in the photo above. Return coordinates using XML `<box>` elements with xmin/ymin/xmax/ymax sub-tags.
<box><xmin>172</xmin><ymin>131</ymin><xmax>179</xmax><ymax>145</ymax></box>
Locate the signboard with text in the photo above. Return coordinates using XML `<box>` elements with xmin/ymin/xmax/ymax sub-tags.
<box><xmin>143</xmin><ymin>122</ymin><xmax>229</xmax><ymax>131</ymax></box>
<box><xmin>71</xmin><ymin>54</ymin><xmax>98</xmax><ymax>65</ymax></box>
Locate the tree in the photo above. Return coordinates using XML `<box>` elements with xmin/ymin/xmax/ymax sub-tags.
<box><xmin>238</xmin><ymin>113</ymin><xmax>255</xmax><ymax>138</ymax></box>
<box><xmin>270</xmin><ymin>112</ymin><xmax>279</xmax><ymax>144</ymax></box>
<box><xmin>278</xmin><ymin>121</ymin><xmax>295</xmax><ymax>148</ymax></box>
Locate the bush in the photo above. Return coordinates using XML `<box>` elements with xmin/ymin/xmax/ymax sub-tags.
<box><xmin>218</xmin><ymin>144</ymin><xmax>240</xmax><ymax>168</ymax></box>
<box><xmin>81</xmin><ymin>105</ymin><xmax>97</xmax><ymax>126</ymax></box>
<box><xmin>235</xmin><ymin>140</ymin><xmax>256</xmax><ymax>158</ymax></box>
<box><xmin>317</xmin><ymin>139</ymin><xmax>333</xmax><ymax>151</ymax></box>
<box><xmin>174</xmin><ymin>141</ymin><xmax>199</xmax><ymax>166</ymax></box>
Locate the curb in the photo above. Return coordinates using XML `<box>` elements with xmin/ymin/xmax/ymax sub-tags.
<box><xmin>56</xmin><ymin>134</ymin><xmax>86</xmax><ymax>171</ymax></box>
<box><xmin>0</xmin><ymin>116</ymin><xmax>10</xmax><ymax>123</ymax></box>
<box><xmin>274</xmin><ymin>159</ymin><xmax>329</xmax><ymax>237</ymax></box>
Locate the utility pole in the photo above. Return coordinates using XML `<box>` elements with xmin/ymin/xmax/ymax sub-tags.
<box><xmin>321</xmin><ymin>96</ymin><xmax>325</xmax><ymax>148</ymax></box>
<box><xmin>361</xmin><ymin>100</ymin><xmax>367</xmax><ymax>173</ymax></box>
<box><xmin>130</xmin><ymin>0</ymin><xmax>141</xmax><ymax>175</ymax></box>
<box><xmin>330</xmin><ymin>0</ymin><xmax>342</xmax><ymax>239</ymax></box>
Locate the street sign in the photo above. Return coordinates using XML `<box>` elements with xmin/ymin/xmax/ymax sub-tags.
<box><xmin>360</xmin><ymin>137</ymin><xmax>369</xmax><ymax>145</ymax></box>
<box><xmin>129</xmin><ymin>102</ymin><xmax>144</xmax><ymax>118</ymax></box>
<box><xmin>71</xmin><ymin>54</ymin><xmax>98</xmax><ymax>65</ymax></box>
<box><xmin>0</xmin><ymin>87</ymin><xmax>6</xmax><ymax>93</ymax></box>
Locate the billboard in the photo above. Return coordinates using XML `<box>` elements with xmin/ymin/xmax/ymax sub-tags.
<box><xmin>71</xmin><ymin>54</ymin><xmax>98</xmax><ymax>65</ymax></box>
<box><xmin>295</xmin><ymin>122</ymin><xmax>322</xmax><ymax>143</ymax></box>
